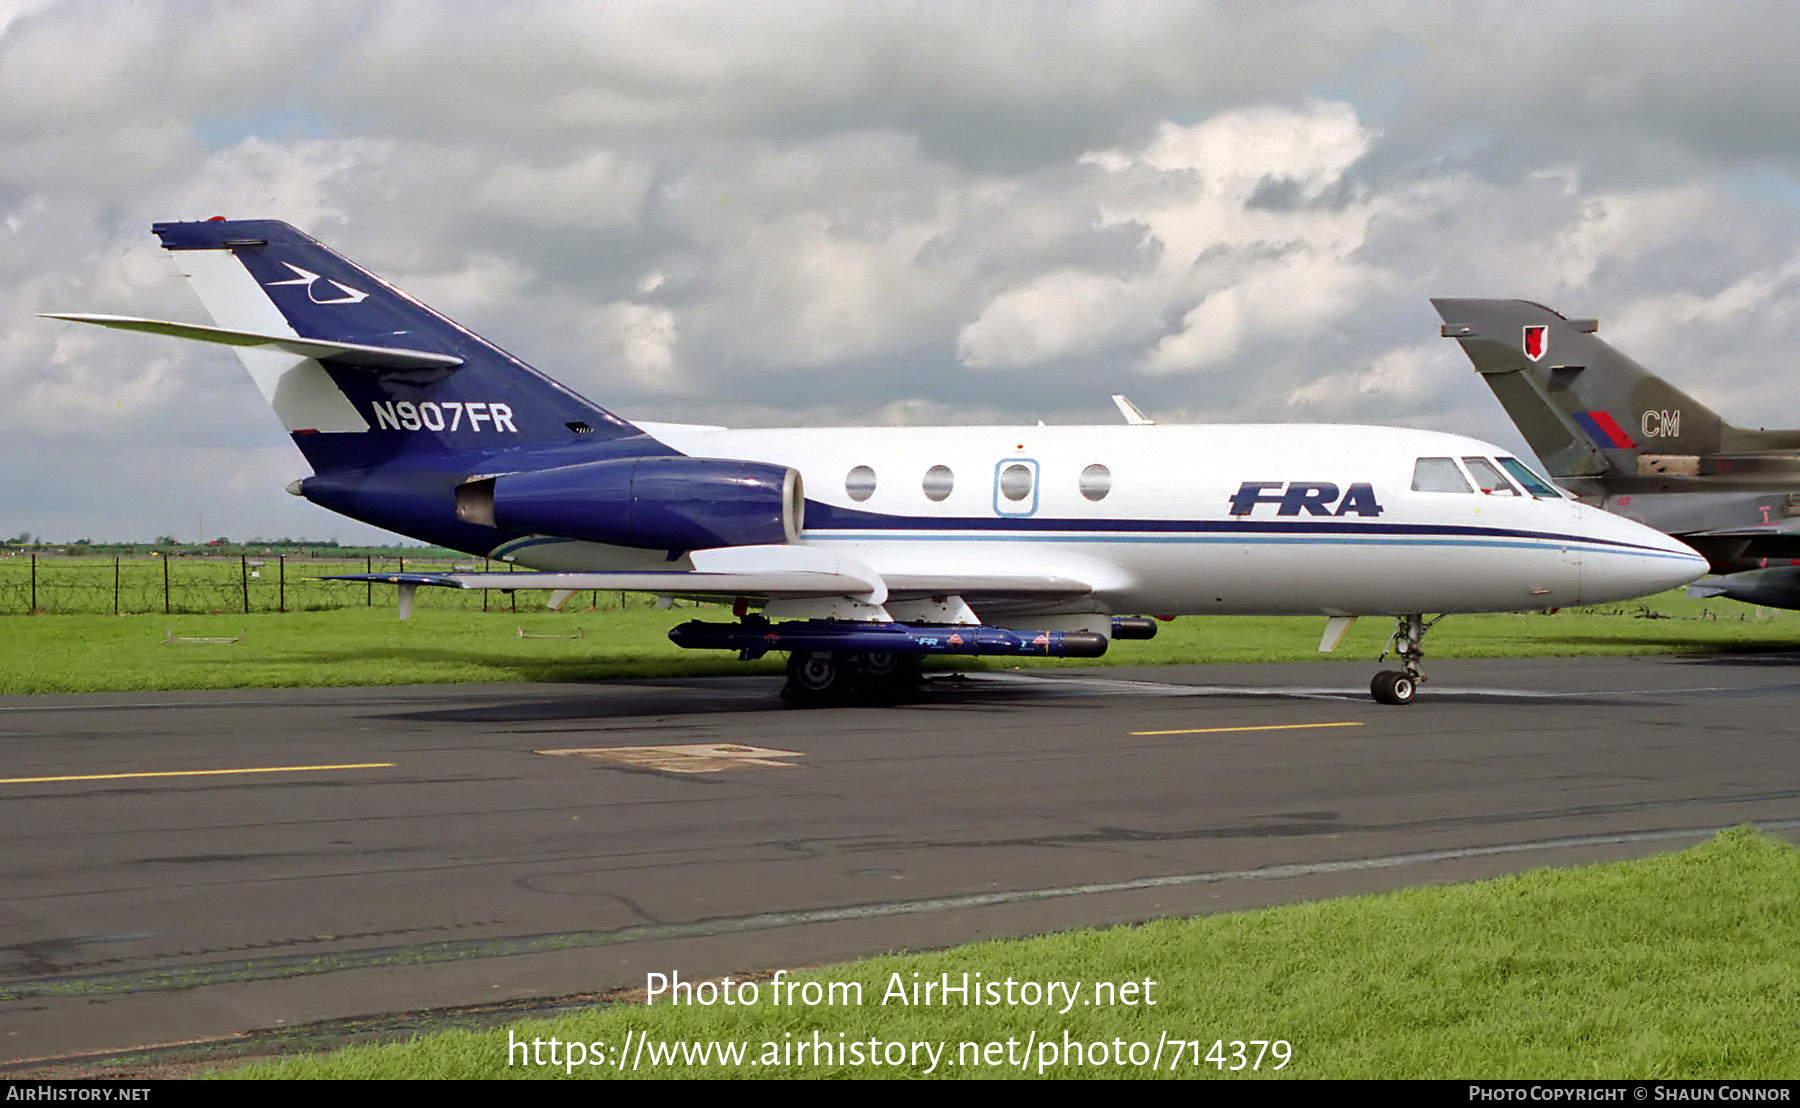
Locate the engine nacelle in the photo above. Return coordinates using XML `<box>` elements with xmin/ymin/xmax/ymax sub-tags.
<box><xmin>465</xmin><ymin>457</ymin><xmax>804</xmax><ymax>551</ymax></box>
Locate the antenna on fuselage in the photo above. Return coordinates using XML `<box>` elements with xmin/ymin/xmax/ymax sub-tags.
<box><xmin>1112</xmin><ymin>394</ymin><xmax>1154</xmax><ymax>425</ymax></box>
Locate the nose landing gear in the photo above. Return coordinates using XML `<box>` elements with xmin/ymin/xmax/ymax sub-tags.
<box><xmin>1370</xmin><ymin>613</ymin><xmax>1444</xmax><ymax>705</ymax></box>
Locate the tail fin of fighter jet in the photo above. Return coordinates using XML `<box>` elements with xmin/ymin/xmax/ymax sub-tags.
<box><xmin>1430</xmin><ymin>298</ymin><xmax>1758</xmax><ymax>480</ymax></box>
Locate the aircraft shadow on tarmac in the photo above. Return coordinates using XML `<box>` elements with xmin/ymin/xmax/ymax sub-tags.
<box><xmin>1672</xmin><ymin>650</ymin><xmax>1800</xmax><ymax>668</ymax></box>
<box><xmin>367</xmin><ymin>668</ymin><xmax>1652</xmax><ymax>725</ymax></box>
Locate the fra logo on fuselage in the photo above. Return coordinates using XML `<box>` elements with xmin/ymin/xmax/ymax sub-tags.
<box><xmin>1228</xmin><ymin>482</ymin><xmax>1383</xmax><ymax>517</ymax></box>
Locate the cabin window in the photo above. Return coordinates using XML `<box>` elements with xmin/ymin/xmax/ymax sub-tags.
<box><xmin>846</xmin><ymin>465</ymin><xmax>877</xmax><ymax>502</ymax></box>
<box><xmin>922</xmin><ymin>465</ymin><xmax>954</xmax><ymax>502</ymax></box>
<box><xmin>1411</xmin><ymin>457</ymin><xmax>1472</xmax><ymax>493</ymax></box>
<box><xmin>1079</xmin><ymin>463</ymin><xmax>1111</xmax><ymax>501</ymax></box>
<box><xmin>1498</xmin><ymin>457</ymin><xmax>1563</xmax><ymax>499</ymax></box>
<box><xmin>1463</xmin><ymin>457</ymin><xmax>1519</xmax><ymax>495</ymax></box>
<box><xmin>998</xmin><ymin>463</ymin><xmax>1034</xmax><ymax>502</ymax></box>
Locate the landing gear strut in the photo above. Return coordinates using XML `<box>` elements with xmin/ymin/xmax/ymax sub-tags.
<box><xmin>1370</xmin><ymin>613</ymin><xmax>1444</xmax><ymax>706</ymax></box>
<box><xmin>780</xmin><ymin>650</ymin><xmax>923</xmax><ymax>706</ymax></box>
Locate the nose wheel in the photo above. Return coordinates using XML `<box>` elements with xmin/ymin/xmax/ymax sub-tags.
<box><xmin>1369</xmin><ymin>669</ymin><xmax>1416</xmax><ymax>705</ymax></box>
<box><xmin>1370</xmin><ymin>614</ymin><xmax>1442</xmax><ymax>706</ymax></box>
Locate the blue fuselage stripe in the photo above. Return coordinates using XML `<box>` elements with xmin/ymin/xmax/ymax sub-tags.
<box><xmin>800</xmin><ymin>529</ymin><xmax>1690</xmax><ymax>560</ymax></box>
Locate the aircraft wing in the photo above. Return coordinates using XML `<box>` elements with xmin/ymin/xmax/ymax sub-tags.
<box><xmin>1683</xmin><ymin>520</ymin><xmax>1800</xmax><ymax>539</ymax></box>
<box><xmin>325</xmin><ymin>542</ymin><xmax>1096</xmax><ymax>609</ymax></box>
<box><xmin>881</xmin><ymin>575</ymin><xmax>1092</xmax><ymax>601</ymax></box>
<box><xmin>1659</xmin><ymin>521</ymin><xmax>1800</xmax><ymax>574</ymax></box>
<box><xmin>329</xmin><ymin>569</ymin><xmax>878</xmax><ymax>601</ymax></box>
<box><xmin>325</xmin><ymin>569</ymin><xmax>1094</xmax><ymax>604</ymax></box>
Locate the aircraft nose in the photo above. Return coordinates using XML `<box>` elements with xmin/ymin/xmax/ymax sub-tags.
<box><xmin>1577</xmin><ymin>509</ymin><xmax>1708</xmax><ymax>604</ymax></box>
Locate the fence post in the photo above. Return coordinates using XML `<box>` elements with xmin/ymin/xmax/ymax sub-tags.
<box><xmin>114</xmin><ymin>555</ymin><xmax>120</xmax><ymax>616</ymax></box>
<box><xmin>163</xmin><ymin>553</ymin><xmax>170</xmax><ymax>615</ymax></box>
<box><xmin>366</xmin><ymin>555</ymin><xmax>372</xmax><ymax>607</ymax></box>
<box><xmin>241</xmin><ymin>554</ymin><xmax>250</xmax><ymax>613</ymax></box>
<box><xmin>29</xmin><ymin>553</ymin><xmax>36</xmax><ymax>614</ymax></box>
<box><xmin>279</xmin><ymin>554</ymin><xmax>286</xmax><ymax>613</ymax></box>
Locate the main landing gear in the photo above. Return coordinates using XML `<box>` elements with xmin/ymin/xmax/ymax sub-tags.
<box><xmin>1369</xmin><ymin>613</ymin><xmax>1444</xmax><ymax>706</ymax></box>
<box><xmin>781</xmin><ymin>650</ymin><xmax>923</xmax><ymax>706</ymax></box>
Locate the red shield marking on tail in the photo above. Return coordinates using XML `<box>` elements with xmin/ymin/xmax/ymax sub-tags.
<box><xmin>1523</xmin><ymin>325</ymin><xmax>1547</xmax><ymax>361</ymax></box>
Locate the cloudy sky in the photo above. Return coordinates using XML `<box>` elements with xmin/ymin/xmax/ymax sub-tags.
<box><xmin>7</xmin><ymin>0</ymin><xmax>1800</xmax><ymax>544</ymax></box>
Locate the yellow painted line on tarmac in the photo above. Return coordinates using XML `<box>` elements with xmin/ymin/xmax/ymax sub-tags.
<box><xmin>0</xmin><ymin>763</ymin><xmax>397</xmax><ymax>785</ymax></box>
<box><xmin>541</xmin><ymin>744</ymin><xmax>803</xmax><ymax>774</ymax></box>
<box><xmin>1130</xmin><ymin>722</ymin><xmax>1364</xmax><ymax>737</ymax></box>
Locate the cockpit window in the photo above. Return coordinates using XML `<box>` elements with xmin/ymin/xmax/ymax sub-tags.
<box><xmin>1411</xmin><ymin>457</ymin><xmax>1472</xmax><ymax>493</ymax></box>
<box><xmin>1462</xmin><ymin>457</ymin><xmax>1519</xmax><ymax>495</ymax></box>
<box><xmin>1497</xmin><ymin>457</ymin><xmax>1564</xmax><ymax>499</ymax></box>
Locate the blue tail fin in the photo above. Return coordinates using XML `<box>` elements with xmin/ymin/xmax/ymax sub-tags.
<box><xmin>148</xmin><ymin>218</ymin><xmax>646</xmax><ymax>474</ymax></box>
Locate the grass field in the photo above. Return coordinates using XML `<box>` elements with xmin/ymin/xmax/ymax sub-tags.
<box><xmin>0</xmin><ymin>553</ymin><xmax>582</xmax><ymax>615</ymax></box>
<box><xmin>0</xmin><ymin>588</ymin><xmax>1790</xmax><ymax>696</ymax></box>
<box><xmin>221</xmin><ymin>829</ymin><xmax>1800</xmax><ymax>1079</ymax></box>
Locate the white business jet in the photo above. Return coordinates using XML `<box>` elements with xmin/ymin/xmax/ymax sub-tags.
<box><xmin>45</xmin><ymin>220</ymin><xmax>1706</xmax><ymax>705</ymax></box>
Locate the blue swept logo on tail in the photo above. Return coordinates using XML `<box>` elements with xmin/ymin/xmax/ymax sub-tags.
<box><xmin>265</xmin><ymin>262</ymin><xmax>370</xmax><ymax>305</ymax></box>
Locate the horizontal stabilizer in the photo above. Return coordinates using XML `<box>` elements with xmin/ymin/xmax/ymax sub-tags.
<box><xmin>40</xmin><ymin>313</ymin><xmax>464</xmax><ymax>370</ymax></box>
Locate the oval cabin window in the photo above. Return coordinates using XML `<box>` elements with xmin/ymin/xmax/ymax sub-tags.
<box><xmin>998</xmin><ymin>463</ymin><xmax>1034</xmax><ymax>502</ymax></box>
<box><xmin>845</xmin><ymin>465</ymin><xmax>877</xmax><ymax>502</ymax></box>
<box><xmin>1079</xmin><ymin>463</ymin><xmax>1111</xmax><ymax>501</ymax></box>
<box><xmin>922</xmin><ymin>465</ymin><xmax>954</xmax><ymax>502</ymax></box>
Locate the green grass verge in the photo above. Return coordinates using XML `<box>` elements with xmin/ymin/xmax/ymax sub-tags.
<box><xmin>0</xmin><ymin>607</ymin><xmax>784</xmax><ymax>695</ymax></box>
<box><xmin>221</xmin><ymin>829</ymin><xmax>1800</xmax><ymax>1079</ymax></box>
<box><xmin>0</xmin><ymin>589</ymin><xmax>1791</xmax><ymax>696</ymax></box>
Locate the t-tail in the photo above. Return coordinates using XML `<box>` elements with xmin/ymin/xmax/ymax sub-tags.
<box><xmin>42</xmin><ymin>218</ymin><xmax>713</xmax><ymax>551</ymax></box>
<box><xmin>1431</xmin><ymin>298</ymin><xmax>1800</xmax><ymax>494</ymax></box>
<box><xmin>47</xmin><ymin>218</ymin><xmax>653</xmax><ymax>476</ymax></box>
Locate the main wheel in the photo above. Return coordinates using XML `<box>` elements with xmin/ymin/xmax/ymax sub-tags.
<box><xmin>1370</xmin><ymin>670</ymin><xmax>1417</xmax><ymax>706</ymax></box>
<box><xmin>850</xmin><ymin>651</ymin><xmax>921</xmax><ymax>703</ymax></box>
<box><xmin>856</xmin><ymin>650</ymin><xmax>905</xmax><ymax>680</ymax></box>
<box><xmin>782</xmin><ymin>651</ymin><xmax>846</xmax><ymax>706</ymax></box>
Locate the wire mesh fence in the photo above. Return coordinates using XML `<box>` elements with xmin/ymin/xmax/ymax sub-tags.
<box><xmin>0</xmin><ymin>554</ymin><xmax>648</xmax><ymax>615</ymax></box>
